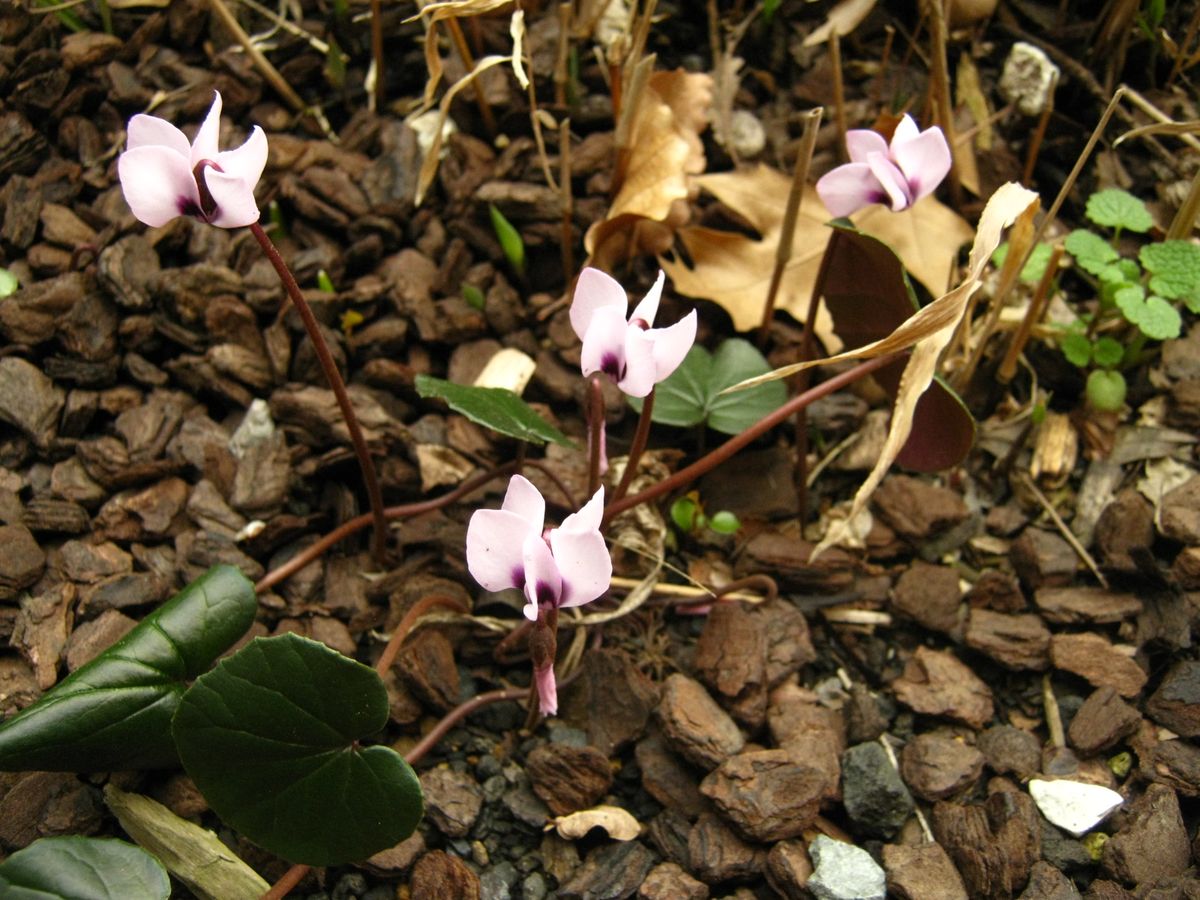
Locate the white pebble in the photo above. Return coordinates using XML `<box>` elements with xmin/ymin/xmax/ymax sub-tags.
<box><xmin>999</xmin><ymin>42</ymin><xmax>1060</xmax><ymax>116</ymax></box>
<box><xmin>1029</xmin><ymin>778</ymin><xmax>1124</xmax><ymax>837</ymax></box>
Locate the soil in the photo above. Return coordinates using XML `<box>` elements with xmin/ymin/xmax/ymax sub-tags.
<box><xmin>2</xmin><ymin>1</ymin><xmax>1200</xmax><ymax>898</ymax></box>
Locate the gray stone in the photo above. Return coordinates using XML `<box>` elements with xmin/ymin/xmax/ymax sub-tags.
<box><xmin>807</xmin><ymin>835</ymin><xmax>886</xmax><ymax>900</ymax></box>
<box><xmin>481</xmin><ymin>860</ymin><xmax>519</xmax><ymax>900</ymax></box>
<box><xmin>841</xmin><ymin>742</ymin><xmax>914</xmax><ymax>837</ymax></box>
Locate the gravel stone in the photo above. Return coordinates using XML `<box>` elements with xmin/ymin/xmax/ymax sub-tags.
<box><xmin>841</xmin><ymin>742</ymin><xmax>914</xmax><ymax>837</ymax></box>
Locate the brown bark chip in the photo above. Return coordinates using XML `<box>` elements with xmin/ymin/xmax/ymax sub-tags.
<box><xmin>558</xmin><ymin>841</ymin><xmax>655</xmax><ymax>900</ymax></box>
<box><xmin>657</xmin><ymin>673</ymin><xmax>744</xmax><ymax>771</ymax></box>
<box><xmin>882</xmin><ymin>841</ymin><xmax>969</xmax><ymax>900</ymax></box>
<box><xmin>693</xmin><ymin>602</ymin><xmax>768</xmax><ymax>728</ymax></box>
<box><xmin>965</xmin><ymin>610</ymin><xmax>1051</xmax><ymax>671</ymax></box>
<box><xmin>1101</xmin><ymin>784</ymin><xmax>1190</xmax><ymax>885</ymax></box>
<box><xmin>931</xmin><ymin>779</ymin><xmax>1040</xmax><ymax>900</ymax></box>
<box><xmin>635</xmin><ymin>729</ymin><xmax>708</xmax><ymax>819</ymax></box>
<box><xmin>900</xmin><ymin>731</ymin><xmax>986</xmax><ymax>801</ymax></box>
<box><xmin>396</xmin><ymin>630</ymin><xmax>461</xmax><ymax>713</ymax></box>
<box><xmin>1159</xmin><ymin>476</ymin><xmax>1200</xmax><ymax>544</ymax></box>
<box><xmin>1068</xmin><ymin>687</ymin><xmax>1141</xmax><ymax>756</ymax></box>
<box><xmin>638</xmin><ymin>862</ymin><xmax>709</xmax><ymax>900</ymax></box>
<box><xmin>410</xmin><ymin>850</ymin><xmax>480</xmax><ymax>900</ymax></box>
<box><xmin>418</xmin><ymin>768</ymin><xmax>483</xmax><ymax>838</ymax></box>
<box><xmin>1019</xmin><ymin>859</ymin><xmax>1083</xmax><ymax>900</ymax></box>
<box><xmin>0</xmin><ymin>523</ymin><xmax>46</xmax><ymax>599</ymax></box>
<box><xmin>1011</xmin><ymin>528</ymin><xmax>1079</xmax><ymax>590</ymax></box>
<box><xmin>1146</xmin><ymin>660</ymin><xmax>1200</xmax><ymax>737</ymax></box>
<box><xmin>688</xmin><ymin>812</ymin><xmax>768</xmax><ymax>884</ymax></box>
<box><xmin>560</xmin><ymin>648</ymin><xmax>659</xmax><ymax>755</ymax></box>
<box><xmin>873</xmin><ymin>474</ymin><xmax>970</xmax><ymax>542</ymax></box>
<box><xmin>892</xmin><ymin>646</ymin><xmax>994</xmax><ymax>729</ymax></box>
<box><xmin>0</xmin><ymin>772</ymin><xmax>103</xmax><ymax>850</ymax></box>
<box><xmin>1049</xmin><ymin>633</ymin><xmax>1147</xmax><ymax>697</ymax></box>
<box><xmin>526</xmin><ymin>743</ymin><xmax>613</xmax><ymax>816</ymax></box>
<box><xmin>1034</xmin><ymin>587</ymin><xmax>1142</xmax><ymax>625</ymax></box>
<box><xmin>699</xmin><ymin>749</ymin><xmax>828</xmax><ymax>842</ymax></box>
<box><xmin>892</xmin><ymin>560</ymin><xmax>964</xmax><ymax>635</ymax></box>
<box><xmin>1094</xmin><ymin>489</ymin><xmax>1155</xmax><ymax>575</ymax></box>
<box><xmin>765</xmin><ymin>840</ymin><xmax>814</xmax><ymax>900</ymax></box>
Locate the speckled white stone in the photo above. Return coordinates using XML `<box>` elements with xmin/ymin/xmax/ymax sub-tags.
<box><xmin>1029</xmin><ymin>778</ymin><xmax>1124</xmax><ymax>837</ymax></box>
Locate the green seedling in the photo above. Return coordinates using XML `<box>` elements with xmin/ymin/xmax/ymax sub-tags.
<box><xmin>489</xmin><ymin>204</ymin><xmax>526</xmax><ymax>279</ymax></box>
<box><xmin>670</xmin><ymin>492</ymin><xmax>741</xmax><ymax>537</ymax></box>
<box><xmin>0</xmin><ymin>268</ymin><xmax>18</xmax><ymax>298</ymax></box>
<box><xmin>463</xmin><ymin>283</ymin><xmax>486</xmax><ymax>311</ymax></box>
<box><xmin>316</xmin><ymin>269</ymin><xmax>336</xmax><ymax>293</ymax></box>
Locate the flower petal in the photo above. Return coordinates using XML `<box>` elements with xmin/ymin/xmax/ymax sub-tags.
<box><xmin>559</xmin><ymin>486</ymin><xmax>605</xmax><ymax>534</ymax></box>
<box><xmin>550</xmin><ymin>527</ymin><xmax>610</xmax><ymax>608</ymax></box>
<box><xmin>117</xmin><ymin>145</ymin><xmax>199</xmax><ymax>227</ymax></box>
<box><xmin>126</xmin><ymin>114</ymin><xmax>192</xmax><ymax>157</ymax></box>
<box><xmin>466</xmin><ymin>508</ymin><xmax>531</xmax><ymax>593</ymax></box>
<box><xmin>865</xmin><ymin>152</ymin><xmax>913</xmax><ymax>211</ymax></box>
<box><xmin>523</xmin><ymin>533</ymin><xmax>563</xmax><ymax>612</ymax></box>
<box><xmin>891</xmin><ymin>125</ymin><xmax>951</xmax><ymax>201</ymax></box>
<box><xmin>845</xmin><ymin>128</ymin><xmax>889</xmax><ymax>164</ymax></box>
<box><xmin>214</xmin><ymin>125</ymin><xmax>268</xmax><ymax>191</ymax></box>
<box><xmin>533</xmin><ymin>661</ymin><xmax>558</xmax><ymax>716</ymax></box>
<box><xmin>617</xmin><ymin>326</ymin><xmax>658</xmax><ymax>398</ymax></box>
<box><xmin>889</xmin><ymin>114</ymin><xmax>920</xmax><ymax>148</ymax></box>
<box><xmin>570</xmin><ymin>267</ymin><xmax>628</xmax><ymax>341</ymax></box>
<box><xmin>629</xmin><ymin>270</ymin><xmax>665</xmax><ymax>327</ymax></box>
<box><xmin>500</xmin><ymin>474</ymin><xmax>546</xmax><ymax>532</ymax></box>
<box><xmin>816</xmin><ymin>162</ymin><xmax>883</xmax><ymax>218</ymax></box>
<box><xmin>649</xmin><ymin>309</ymin><xmax>697</xmax><ymax>383</ymax></box>
<box><xmin>203</xmin><ymin>169</ymin><xmax>262</xmax><ymax>228</ymax></box>
<box><xmin>191</xmin><ymin>91</ymin><xmax>223</xmax><ymax>164</ymax></box>
<box><xmin>580</xmin><ymin>304</ymin><xmax>629</xmax><ymax>382</ymax></box>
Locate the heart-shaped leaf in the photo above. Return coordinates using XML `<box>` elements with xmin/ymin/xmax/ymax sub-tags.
<box><xmin>818</xmin><ymin>223</ymin><xmax>976</xmax><ymax>471</ymax></box>
<box><xmin>415</xmin><ymin>374</ymin><xmax>574</xmax><ymax>446</ymax></box>
<box><xmin>0</xmin><ymin>565</ymin><xmax>256</xmax><ymax>771</ymax></box>
<box><xmin>631</xmin><ymin>338</ymin><xmax>787</xmax><ymax>435</ymax></box>
<box><xmin>0</xmin><ymin>836</ymin><xmax>169</xmax><ymax>900</ymax></box>
<box><xmin>172</xmin><ymin>633</ymin><xmax>423</xmax><ymax>866</ymax></box>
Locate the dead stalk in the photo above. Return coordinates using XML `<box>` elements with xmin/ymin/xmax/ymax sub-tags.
<box><xmin>757</xmin><ymin>107</ymin><xmax>824</xmax><ymax>346</ymax></box>
<box><xmin>1042</xmin><ymin>673</ymin><xmax>1066</xmax><ymax>749</ymax></box>
<box><xmin>554</xmin><ymin>2</ymin><xmax>572</xmax><ymax>107</ymax></box>
<box><xmin>1021</xmin><ymin>70</ymin><xmax>1058</xmax><ymax>185</ymax></box>
<box><xmin>924</xmin><ymin>0</ymin><xmax>962</xmax><ymax>209</ymax></box>
<box><xmin>446</xmin><ymin>15</ymin><xmax>498</xmax><ymax>135</ymax></box>
<box><xmin>1017</xmin><ymin>471</ymin><xmax>1108</xmax><ymax>588</ymax></box>
<box><xmin>829</xmin><ymin>32</ymin><xmax>847</xmax><ymax>163</ymax></box>
<box><xmin>1167</xmin><ymin>168</ymin><xmax>1200</xmax><ymax>240</ymax></box>
<box><xmin>612</xmin><ymin>53</ymin><xmax>655</xmax><ymax>193</ymax></box>
<box><xmin>998</xmin><ymin>243</ymin><xmax>1064</xmax><ymax>383</ymax></box>
<box><xmin>559</xmin><ymin>118</ymin><xmax>575</xmax><ymax>279</ymax></box>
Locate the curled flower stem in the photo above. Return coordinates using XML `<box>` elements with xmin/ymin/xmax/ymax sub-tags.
<box><xmin>405</xmin><ymin>688</ymin><xmax>529</xmax><ymax>766</ymax></box>
<box><xmin>603</xmin><ymin>351</ymin><xmax>904</xmax><ymax>525</ymax></box>
<box><xmin>610</xmin><ymin>387</ymin><xmax>654</xmax><ymax>504</ymax></box>
<box><xmin>249</xmin><ymin>222</ymin><xmax>389</xmax><ymax>563</ymax></box>
<box><xmin>375</xmin><ymin>594</ymin><xmax>469</xmax><ymax>677</ymax></box>
<box><xmin>586</xmin><ymin>376</ymin><xmax>604</xmax><ymax>496</ymax></box>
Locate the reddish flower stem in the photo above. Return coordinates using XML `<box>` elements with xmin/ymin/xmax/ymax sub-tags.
<box><xmin>602</xmin><ymin>351</ymin><xmax>904</xmax><ymax>526</ymax></box>
<box><xmin>248</xmin><ymin>222</ymin><xmax>389</xmax><ymax>563</ymax></box>
<box><xmin>260</xmin><ymin>864</ymin><xmax>308</xmax><ymax>900</ymax></box>
<box><xmin>404</xmin><ymin>688</ymin><xmax>529</xmax><ymax>766</ymax></box>
<box><xmin>610</xmin><ymin>388</ymin><xmax>654</xmax><ymax>504</ymax></box>
<box><xmin>375</xmin><ymin>594</ymin><xmax>468</xmax><ymax>676</ymax></box>
<box><xmin>586</xmin><ymin>376</ymin><xmax>604</xmax><ymax>496</ymax></box>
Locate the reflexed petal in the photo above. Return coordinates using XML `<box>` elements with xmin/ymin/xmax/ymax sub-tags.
<box><xmin>649</xmin><ymin>309</ymin><xmax>697</xmax><ymax>382</ymax></box>
<box><xmin>203</xmin><ymin>170</ymin><xmax>261</xmax><ymax>228</ymax></box>
<box><xmin>214</xmin><ymin>125</ymin><xmax>268</xmax><ymax>190</ymax></box>
<box><xmin>533</xmin><ymin>662</ymin><xmax>558</xmax><ymax>716</ymax></box>
<box><xmin>892</xmin><ymin>126</ymin><xmax>951</xmax><ymax>200</ymax></box>
<box><xmin>499</xmin><ymin>474</ymin><xmax>545</xmax><ymax>532</ymax></box>
<box><xmin>569</xmin><ymin>267</ymin><xmax>628</xmax><ymax>340</ymax></box>
<box><xmin>629</xmin><ymin>270</ymin><xmax>665</xmax><ymax>327</ymax></box>
<box><xmin>889</xmin><ymin>114</ymin><xmax>920</xmax><ymax>148</ymax></box>
<box><xmin>191</xmin><ymin>91</ymin><xmax>223</xmax><ymax>163</ymax></box>
<box><xmin>550</xmin><ymin>527</ymin><xmax>611</xmax><ymax>608</ymax></box>
<box><xmin>117</xmin><ymin>145</ymin><xmax>198</xmax><ymax>227</ymax></box>
<box><xmin>522</xmin><ymin>533</ymin><xmax>563</xmax><ymax>611</ymax></box>
<box><xmin>466</xmin><ymin>508</ymin><xmax>530</xmax><ymax>592</ymax></box>
<box><xmin>559</xmin><ymin>486</ymin><xmax>605</xmax><ymax>534</ymax></box>
<box><xmin>617</xmin><ymin>326</ymin><xmax>658</xmax><ymax>398</ymax></box>
<box><xmin>126</xmin><ymin>114</ymin><xmax>191</xmax><ymax>157</ymax></box>
<box><xmin>865</xmin><ymin>152</ymin><xmax>913</xmax><ymax>210</ymax></box>
<box><xmin>815</xmin><ymin>163</ymin><xmax>881</xmax><ymax>218</ymax></box>
<box><xmin>845</xmin><ymin>128</ymin><xmax>889</xmax><ymax>164</ymax></box>
<box><xmin>580</xmin><ymin>304</ymin><xmax>629</xmax><ymax>381</ymax></box>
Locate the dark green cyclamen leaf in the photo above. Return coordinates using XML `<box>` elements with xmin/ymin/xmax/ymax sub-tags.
<box><xmin>0</xmin><ymin>565</ymin><xmax>256</xmax><ymax>771</ymax></box>
<box><xmin>631</xmin><ymin>339</ymin><xmax>787</xmax><ymax>435</ymax></box>
<box><xmin>0</xmin><ymin>836</ymin><xmax>169</xmax><ymax>900</ymax></box>
<box><xmin>817</xmin><ymin>224</ymin><xmax>976</xmax><ymax>472</ymax></box>
<box><xmin>415</xmin><ymin>374</ymin><xmax>574</xmax><ymax>447</ymax></box>
<box><xmin>173</xmin><ymin>634</ymin><xmax>423</xmax><ymax>866</ymax></box>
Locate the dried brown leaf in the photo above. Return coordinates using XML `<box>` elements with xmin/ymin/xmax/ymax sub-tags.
<box><xmin>803</xmin><ymin>0</ymin><xmax>878</xmax><ymax>46</ymax></box>
<box><xmin>551</xmin><ymin>805</ymin><xmax>641</xmax><ymax>841</ymax></box>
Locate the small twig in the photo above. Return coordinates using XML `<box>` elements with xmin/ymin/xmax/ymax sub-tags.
<box><xmin>559</xmin><ymin>118</ymin><xmax>575</xmax><ymax>279</ymax></box>
<box><xmin>1016</xmin><ymin>471</ymin><xmax>1108</xmax><ymax>588</ymax></box>
<box><xmin>235</xmin><ymin>0</ymin><xmax>329</xmax><ymax>54</ymax></box>
<box><xmin>1167</xmin><ymin>167</ymin><xmax>1200</xmax><ymax>240</ymax></box>
<box><xmin>1022</xmin><ymin>70</ymin><xmax>1058</xmax><ymax>185</ymax></box>
<box><xmin>1042</xmin><ymin>673</ymin><xmax>1066</xmax><ymax>749</ymax></box>
<box><xmin>924</xmin><ymin>0</ymin><xmax>962</xmax><ymax>209</ymax></box>
<box><xmin>446</xmin><ymin>15</ymin><xmax>497</xmax><ymax>136</ymax></box>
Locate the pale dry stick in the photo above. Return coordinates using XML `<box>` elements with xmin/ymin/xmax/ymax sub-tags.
<box><xmin>1021</xmin><ymin>70</ymin><xmax>1059</xmax><ymax>186</ymax></box>
<box><xmin>1119</xmin><ymin>84</ymin><xmax>1200</xmax><ymax>154</ymax></box>
<box><xmin>445</xmin><ymin>15</ymin><xmax>498</xmax><ymax>135</ymax></box>
<box><xmin>554</xmin><ymin>2</ymin><xmax>572</xmax><ymax>108</ymax></box>
<box><xmin>998</xmin><ymin>243</ymin><xmax>1065</xmax><ymax>384</ymax></box>
<box><xmin>706</xmin><ymin>0</ymin><xmax>721</xmax><ymax>73</ymax></box>
<box><xmin>559</xmin><ymin>118</ymin><xmax>575</xmax><ymax>280</ymax></box>
<box><xmin>234</xmin><ymin>0</ymin><xmax>329</xmax><ymax>53</ymax></box>
<box><xmin>756</xmin><ymin>107</ymin><xmax>824</xmax><ymax>347</ymax></box>
<box><xmin>1043</xmin><ymin>673</ymin><xmax>1066</xmax><ymax>749</ymax></box>
<box><xmin>205</xmin><ymin>0</ymin><xmax>338</xmax><ymax>141</ymax></box>
<box><xmin>879</xmin><ymin>735</ymin><xmax>935</xmax><ymax>842</ymax></box>
<box><xmin>822</xmin><ymin>609</ymin><xmax>892</xmax><ymax>626</ymax></box>
<box><xmin>1016</xmin><ymin>470</ymin><xmax>1108</xmax><ymax>589</ymax></box>
<box><xmin>612</xmin><ymin>53</ymin><xmax>655</xmax><ymax>193</ymax></box>
<box><xmin>829</xmin><ymin>32</ymin><xmax>847</xmax><ymax>164</ymax></box>
<box><xmin>610</xmin><ymin>575</ymin><xmax>766</xmax><ymax>604</ymax></box>
<box><xmin>924</xmin><ymin>0</ymin><xmax>962</xmax><ymax>210</ymax></box>
<box><xmin>1168</xmin><ymin>3</ymin><xmax>1200</xmax><ymax>86</ymax></box>
<box><xmin>369</xmin><ymin>0</ymin><xmax>384</xmax><ymax>110</ymax></box>
<box><xmin>1167</xmin><ymin>168</ymin><xmax>1200</xmax><ymax>241</ymax></box>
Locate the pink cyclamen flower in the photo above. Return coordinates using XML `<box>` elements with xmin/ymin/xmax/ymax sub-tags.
<box><xmin>466</xmin><ymin>475</ymin><xmax>611</xmax><ymax>622</ymax></box>
<box><xmin>118</xmin><ymin>91</ymin><xmax>267</xmax><ymax>229</ymax></box>
<box><xmin>569</xmin><ymin>268</ymin><xmax>697</xmax><ymax>399</ymax></box>
<box><xmin>815</xmin><ymin>114</ymin><xmax>952</xmax><ymax>218</ymax></box>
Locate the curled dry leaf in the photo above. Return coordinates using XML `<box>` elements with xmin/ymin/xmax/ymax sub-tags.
<box><xmin>804</xmin><ymin>0</ymin><xmax>878</xmax><ymax>46</ymax></box>
<box><xmin>730</xmin><ymin>182</ymin><xmax>1040</xmax><ymax>556</ymax></box>
<box><xmin>661</xmin><ymin>164</ymin><xmax>973</xmax><ymax>343</ymax></box>
<box><xmin>551</xmin><ymin>804</ymin><xmax>642</xmax><ymax>841</ymax></box>
<box><xmin>585</xmin><ymin>70</ymin><xmax>713</xmax><ymax>270</ymax></box>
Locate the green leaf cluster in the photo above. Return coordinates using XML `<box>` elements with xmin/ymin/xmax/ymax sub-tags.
<box><xmin>1061</xmin><ymin>331</ymin><xmax>1124</xmax><ymax>370</ymax></box>
<box><xmin>992</xmin><ymin>241</ymin><xmax>1055</xmax><ymax>284</ymax></box>
<box><xmin>669</xmin><ymin>494</ymin><xmax>741</xmax><ymax>536</ymax></box>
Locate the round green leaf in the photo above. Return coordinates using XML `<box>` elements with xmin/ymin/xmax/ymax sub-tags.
<box><xmin>1060</xmin><ymin>332</ymin><xmax>1093</xmax><ymax>368</ymax></box>
<box><xmin>704</xmin><ymin>339</ymin><xmax>788</xmax><ymax>435</ymax></box>
<box><xmin>1140</xmin><ymin>240</ymin><xmax>1200</xmax><ymax>307</ymax></box>
<box><xmin>1064</xmin><ymin>229</ymin><xmax>1119</xmax><ymax>276</ymax></box>
<box><xmin>1087</xmin><ymin>369</ymin><xmax>1127</xmax><ymax>413</ymax></box>
<box><xmin>1085</xmin><ymin>189</ymin><xmax>1154</xmax><ymax>233</ymax></box>
<box><xmin>670</xmin><ymin>496</ymin><xmax>701</xmax><ymax>532</ymax></box>
<box><xmin>708</xmin><ymin>510</ymin><xmax>741</xmax><ymax>534</ymax></box>
<box><xmin>633</xmin><ymin>345</ymin><xmax>710</xmax><ymax>428</ymax></box>
<box><xmin>1091</xmin><ymin>336</ymin><xmax>1125</xmax><ymax>368</ymax></box>
<box><xmin>0</xmin><ymin>836</ymin><xmax>169</xmax><ymax>900</ymax></box>
<box><xmin>172</xmin><ymin>634</ymin><xmax>423</xmax><ymax>866</ymax></box>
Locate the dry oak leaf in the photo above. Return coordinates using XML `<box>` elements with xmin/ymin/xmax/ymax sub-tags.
<box><xmin>585</xmin><ymin>70</ymin><xmax>713</xmax><ymax>269</ymax></box>
<box><xmin>661</xmin><ymin>164</ymin><xmax>974</xmax><ymax>342</ymax></box>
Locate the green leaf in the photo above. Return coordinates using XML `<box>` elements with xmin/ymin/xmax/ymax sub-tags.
<box><xmin>0</xmin><ymin>566</ymin><xmax>256</xmax><ymax>771</ymax></box>
<box><xmin>489</xmin><ymin>204</ymin><xmax>526</xmax><ymax>278</ymax></box>
<box><xmin>707</xmin><ymin>510</ymin><xmax>741</xmax><ymax>534</ymax></box>
<box><xmin>1061</xmin><ymin>332</ymin><xmax>1094</xmax><ymax>368</ymax></box>
<box><xmin>993</xmin><ymin>241</ymin><xmax>1055</xmax><ymax>283</ymax></box>
<box><xmin>1140</xmin><ymin>240</ymin><xmax>1200</xmax><ymax>306</ymax></box>
<box><xmin>462</xmin><ymin>284</ymin><xmax>486</xmax><ymax>311</ymax></box>
<box><xmin>1064</xmin><ymin>229</ymin><xmax>1119</xmax><ymax>276</ymax></box>
<box><xmin>415</xmin><ymin>375</ymin><xmax>574</xmax><ymax>447</ymax></box>
<box><xmin>670</xmin><ymin>496</ymin><xmax>701</xmax><ymax>532</ymax></box>
<box><xmin>632</xmin><ymin>339</ymin><xmax>787</xmax><ymax>435</ymax></box>
<box><xmin>0</xmin><ymin>836</ymin><xmax>169</xmax><ymax>900</ymax></box>
<box><xmin>1092</xmin><ymin>336</ymin><xmax>1125</xmax><ymax>368</ymax></box>
<box><xmin>0</xmin><ymin>267</ymin><xmax>18</xmax><ymax>297</ymax></box>
<box><xmin>1085</xmin><ymin>188</ymin><xmax>1154</xmax><ymax>233</ymax></box>
<box><xmin>1115</xmin><ymin>284</ymin><xmax>1182</xmax><ymax>340</ymax></box>
<box><xmin>1086</xmin><ymin>369</ymin><xmax>1127</xmax><ymax>413</ymax></box>
<box><xmin>172</xmin><ymin>634</ymin><xmax>423</xmax><ymax>866</ymax></box>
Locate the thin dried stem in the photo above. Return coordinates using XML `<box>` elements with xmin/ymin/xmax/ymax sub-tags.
<box><xmin>376</xmin><ymin>594</ymin><xmax>470</xmax><ymax>676</ymax></box>
<box><xmin>1167</xmin><ymin>167</ymin><xmax>1200</xmax><ymax>240</ymax></box>
<box><xmin>1022</xmin><ymin>70</ymin><xmax>1058</xmax><ymax>185</ymax></box>
<box><xmin>998</xmin><ymin>243</ymin><xmax>1064</xmax><ymax>383</ymax></box>
<box><xmin>369</xmin><ymin>0</ymin><xmax>383</xmax><ymax>109</ymax></box>
<box><xmin>610</xmin><ymin>388</ymin><xmax>655</xmax><ymax>504</ymax></box>
<box><xmin>249</xmin><ymin>223</ymin><xmax>388</xmax><ymax>563</ymax></box>
<box><xmin>925</xmin><ymin>0</ymin><xmax>962</xmax><ymax>209</ymax></box>
<box><xmin>554</xmin><ymin>2</ymin><xmax>572</xmax><ymax>107</ymax></box>
<box><xmin>559</xmin><ymin>118</ymin><xmax>575</xmax><ymax>279</ymax></box>
<box><xmin>829</xmin><ymin>32</ymin><xmax>847</xmax><ymax>164</ymax></box>
<box><xmin>446</xmin><ymin>15</ymin><xmax>497</xmax><ymax>135</ymax></box>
